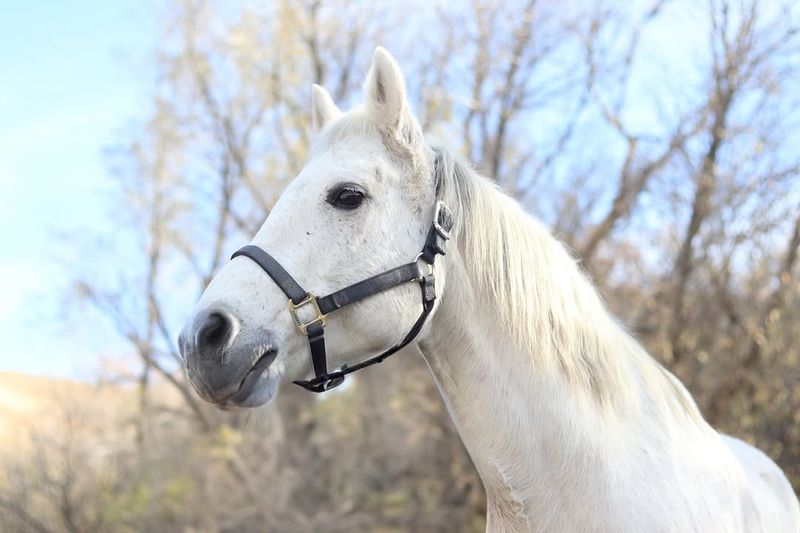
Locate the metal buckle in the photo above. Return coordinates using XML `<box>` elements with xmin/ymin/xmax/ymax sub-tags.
<box><xmin>321</xmin><ymin>375</ymin><xmax>345</xmax><ymax>391</ymax></box>
<box><xmin>433</xmin><ymin>200</ymin><xmax>452</xmax><ymax>240</ymax></box>
<box><xmin>413</xmin><ymin>252</ymin><xmax>435</xmax><ymax>280</ymax></box>
<box><xmin>287</xmin><ymin>294</ymin><xmax>327</xmax><ymax>335</ymax></box>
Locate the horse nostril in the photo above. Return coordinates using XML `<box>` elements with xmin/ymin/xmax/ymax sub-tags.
<box><xmin>196</xmin><ymin>310</ymin><xmax>237</xmax><ymax>352</ymax></box>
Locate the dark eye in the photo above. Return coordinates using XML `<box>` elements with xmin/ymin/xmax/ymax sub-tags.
<box><xmin>328</xmin><ymin>183</ymin><xmax>366</xmax><ymax>210</ymax></box>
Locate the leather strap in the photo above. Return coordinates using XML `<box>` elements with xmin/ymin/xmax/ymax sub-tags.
<box><xmin>317</xmin><ymin>262</ymin><xmax>422</xmax><ymax>314</ymax></box>
<box><xmin>306</xmin><ymin>323</ymin><xmax>327</xmax><ymax>376</ymax></box>
<box><xmin>230</xmin><ymin>200</ymin><xmax>453</xmax><ymax>393</ymax></box>
<box><xmin>293</xmin><ymin>272</ymin><xmax>436</xmax><ymax>392</ymax></box>
<box><xmin>231</xmin><ymin>245</ymin><xmax>308</xmax><ymax>304</ymax></box>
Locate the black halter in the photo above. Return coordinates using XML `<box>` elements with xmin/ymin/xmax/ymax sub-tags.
<box><xmin>230</xmin><ymin>200</ymin><xmax>453</xmax><ymax>393</ymax></box>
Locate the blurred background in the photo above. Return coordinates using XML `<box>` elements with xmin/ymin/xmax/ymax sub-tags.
<box><xmin>1</xmin><ymin>0</ymin><xmax>799</xmax><ymax>531</ymax></box>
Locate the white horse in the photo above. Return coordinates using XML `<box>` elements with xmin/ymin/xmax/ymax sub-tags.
<box><xmin>179</xmin><ymin>47</ymin><xmax>800</xmax><ymax>532</ymax></box>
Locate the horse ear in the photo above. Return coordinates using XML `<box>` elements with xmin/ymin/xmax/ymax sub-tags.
<box><xmin>311</xmin><ymin>84</ymin><xmax>342</xmax><ymax>132</ymax></box>
<box><xmin>364</xmin><ymin>47</ymin><xmax>422</xmax><ymax>149</ymax></box>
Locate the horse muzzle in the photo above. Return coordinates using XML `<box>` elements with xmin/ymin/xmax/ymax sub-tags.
<box><xmin>179</xmin><ymin>307</ymin><xmax>279</xmax><ymax>408</ymax></box>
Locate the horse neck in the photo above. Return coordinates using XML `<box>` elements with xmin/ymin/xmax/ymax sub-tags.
<box><xmin>418</xmin><ymin>171</ymin><xmax>706</xmax><ymax>529</ymax></box>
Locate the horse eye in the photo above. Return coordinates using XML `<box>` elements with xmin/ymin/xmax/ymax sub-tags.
<box><xmin>328</xmin><ymin>183</ymin><xmax>366</xmax><ymax>210</ymax></box>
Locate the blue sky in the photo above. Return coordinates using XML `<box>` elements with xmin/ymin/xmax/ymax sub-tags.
<box><xmin>0</xmin><ymin>2</ymin><xmax>157</xmax><ymax>378</ymax></box>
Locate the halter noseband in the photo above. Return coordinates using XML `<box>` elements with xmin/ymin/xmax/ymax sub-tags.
<box><xmin>230</xmin><ymin>200</ymin><xmax>453</xmax><ymax>393</ymax></box>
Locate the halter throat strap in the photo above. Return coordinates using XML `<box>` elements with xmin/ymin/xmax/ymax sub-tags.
<box><xmin>231</xmin><ymin>201</ymin><xmax>453</xmax><ymax>393</ymax></box>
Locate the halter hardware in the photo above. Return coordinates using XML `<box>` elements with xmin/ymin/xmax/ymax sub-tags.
<box><xmin>231</xmin><ymin>199</ymin><xmax>453</xmax><ymax>393</ymax></box>
<box><xmin>287</xmin><ymin>294</ymin><xmax>327</xmax><ymax>335</ymax></box>
<box><xmin>432</xmin><ymin>200</ymin><xmax>452</xmax><ymax>240</ymax></box>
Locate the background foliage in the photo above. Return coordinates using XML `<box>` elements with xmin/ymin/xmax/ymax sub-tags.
<box><xmin>2</xmin><ymin>0</ymin><xmax>799</xmax><ymax>531</ymax></box>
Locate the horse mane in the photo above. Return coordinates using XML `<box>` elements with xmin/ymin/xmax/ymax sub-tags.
<box><xmin>432</xmin><ymin>146</ymin><xmax>702</xmax><ymax>419</ymax></box>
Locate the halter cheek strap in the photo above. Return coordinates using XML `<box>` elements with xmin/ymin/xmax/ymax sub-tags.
<box><xmin>231</xmin><ymin>201</ymin><xmax>453</xmax><ymax>393</ymax></box>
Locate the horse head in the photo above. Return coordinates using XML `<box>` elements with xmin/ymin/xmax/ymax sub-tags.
<box><xmin>179</xmin><ymin>48</ymin><xmax>444</xmax><ymax>408</ymax></box>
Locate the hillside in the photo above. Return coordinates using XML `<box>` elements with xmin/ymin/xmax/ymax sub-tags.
<box><xmin>0</xmin><ymin>371</ymin><xmax>137</xmax><ymax>452</ymax></box>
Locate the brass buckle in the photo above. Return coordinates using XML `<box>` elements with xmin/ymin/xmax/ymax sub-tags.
<box><xmin>288</xmin><ymin>294</ymin><xmax>327</xmax><ymax>335</ymax></box>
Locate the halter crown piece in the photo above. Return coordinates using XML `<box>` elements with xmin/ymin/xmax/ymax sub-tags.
<box><xmin>231</xmin><ymin>200</ymin><xmax>453</xmax><ymax>393</ymax></box>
